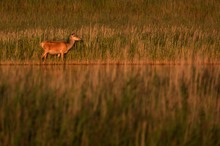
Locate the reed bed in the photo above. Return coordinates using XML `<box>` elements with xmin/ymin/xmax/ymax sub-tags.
<box><xmin>0</xmin><ymin>25</ymin><xmax>219</xmax><ymax>62</ymax></box>
<box><xmin>0</xmin><ymin>0</ymin><xmax>220</xmax><ymax>63</ymax></box>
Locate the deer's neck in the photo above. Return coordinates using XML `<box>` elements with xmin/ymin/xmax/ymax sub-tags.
<box><xmin>66</xmin><ymin>39</ymin><xmax>75</xmax><ymax>51</ymax></box>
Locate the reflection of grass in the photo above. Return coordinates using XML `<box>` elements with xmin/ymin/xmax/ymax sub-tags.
<box><xmin>2</xmin><ymin>60</ymin><xmax>220</xmax><ymax>66</ymax></box>
<box><xmin>0</xmin><ymin>65</ymin><xmax>219</xmax><ymax>146</ymax></box>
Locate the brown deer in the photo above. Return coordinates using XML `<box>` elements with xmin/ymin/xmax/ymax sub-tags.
<box><xmin>40</xmin><ymin>33</ymin><xmax>81</xmax><ymax>61</ymax></box>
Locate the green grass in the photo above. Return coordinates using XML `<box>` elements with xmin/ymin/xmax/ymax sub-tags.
<box><xmin>0</xmin><ymin>26</ymin><xmax>220</xmax><ymax>62</ymax></box>
<box><xmin>0</xmin><ymin>65</ymin><xmax>219</xmax><ymax>146</ymax></box>
<box><xmin>0</xmin><ymin>0</ymin><xmax>220</xmax><ymax>62</ymax></box>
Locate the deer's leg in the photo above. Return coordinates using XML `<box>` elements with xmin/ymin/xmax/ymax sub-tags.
<box><xmin>58</xmin><ymin>54</ymin><xmax>61</xmax><ymax>58</ymax></box>
<box><xmin>41</xmin><ymin>52</ymin><xmax>48</xmax><ymax>60</ymax></box>
<box><xmin>61</xmin><ymin>53</ymin><xmax>64</xmax><ymax>61</ymax></box>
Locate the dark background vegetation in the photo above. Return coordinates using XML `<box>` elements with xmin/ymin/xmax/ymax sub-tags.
<box><xmin>0</xmin><ymin>0</ymin><xmax>220</xmax><ymax>30</ymax></box>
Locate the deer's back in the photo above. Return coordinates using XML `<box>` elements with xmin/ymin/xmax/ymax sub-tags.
<box><xmin>41</xmin><ymin>41</ymin><xmax>67</xmax><ymax>51</ymax></box>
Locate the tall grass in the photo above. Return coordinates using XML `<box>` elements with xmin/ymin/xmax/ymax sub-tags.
<box><xmin>0</xmin><ymin>26</ymin><xmax>219</xmax><ymax>62</ymax></box>
<box><xmin>0</xmin><ymin>65</ymin><xmax>219</xmax><ymax>146</ymax></box>
<box><xmin>0</xmin><ymin>0</ymin><xmax>220</xmax><ymax>62</ymax></box>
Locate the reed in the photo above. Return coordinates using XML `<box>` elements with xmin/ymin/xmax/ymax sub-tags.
<box><xmin>0</xmin><ymin>25</ymin><xmax>219</xmax><ymax>63</ymax></box>
<box><xmin>0</xmin><ymin>0</ymin><xmax>219</xmax><ymax>62</ymax></box>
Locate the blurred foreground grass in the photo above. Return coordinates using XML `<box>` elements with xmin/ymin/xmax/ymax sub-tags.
<box><xmin>0</xmin><ymin>65</ymin><xmax>219</xmax><ymax>146</ymax></box>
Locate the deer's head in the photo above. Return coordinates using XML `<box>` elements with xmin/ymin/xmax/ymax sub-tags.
<box><xmin>70</xmin><ymin>33</ymin><xmax>81</xmax><ymax>41</ymax></box>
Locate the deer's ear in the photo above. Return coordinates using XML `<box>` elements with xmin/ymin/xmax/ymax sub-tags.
<box><xmin>71</xmin><ymin>32</ymin><xmax>75</xmax><ymax>35</ymax></box>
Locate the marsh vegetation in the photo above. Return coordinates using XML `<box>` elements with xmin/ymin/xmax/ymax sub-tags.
<box><xmin>0</xmin><ymin>0</ymin><xmax>219</xmax><ymax>63</ymax></box>
<box><xmin>0</xmin><ymin>0</ymin><xmax>220</xmax><ymax>145</ymax></box>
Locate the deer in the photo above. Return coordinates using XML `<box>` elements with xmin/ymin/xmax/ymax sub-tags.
<box><xmin>40</xmin><ymin>33</ymin><xmax>81</xmax><ymax>61</ymax></box>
